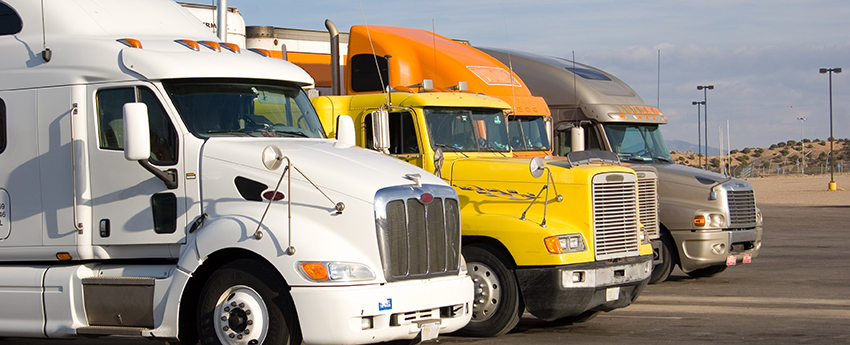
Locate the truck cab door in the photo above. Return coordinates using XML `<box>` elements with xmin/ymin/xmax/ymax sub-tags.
<box><xmin>555</xmin><ymin>121</ymin><xmax>605</xmax><ymax>155</ymax></box>
<box><xmin>88</xmin><ymin>85</ymin><xmax>187</xmax><ymax>247</ymax></box>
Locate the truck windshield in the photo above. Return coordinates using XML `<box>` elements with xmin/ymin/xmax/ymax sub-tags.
<box><xmin>508</xmin><ymin>115</ymin><xmax>550</xmax><ymax>151</ymax></box>
<box><xmin>163</xmin><ymin>79</ymin><xmax>325</xmax><ymax>139</ymax></box>
<box><xmin>603</xmin><ymin>124</ymin><xmax>673</xmax><ymax>164</ymax></box>
<box><xmin>424</xmin><ymin>108</ymin><xmax>510</xmax><ymax>152</ymax></box>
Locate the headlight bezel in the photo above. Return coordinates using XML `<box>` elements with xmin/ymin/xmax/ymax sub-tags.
<box><xmin>297</xmin><ymin>261</ymin><xmax>376</xmax><ymax>282</ymax></box>
<box><xmin>544</xmin><ymin>234</ymin><xmax>587</xmax><ymax>254</ymax></box>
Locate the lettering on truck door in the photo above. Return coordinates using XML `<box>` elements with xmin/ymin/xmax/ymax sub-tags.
<box><xmin>88</xmin><ymin>84</ymin><xmax>187</xmax><ymax>246</ymax></box>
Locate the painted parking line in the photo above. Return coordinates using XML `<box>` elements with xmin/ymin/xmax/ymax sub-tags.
<box><xmin>636</xmin><ymin>295</ymin><xmax>850</xmax><ymax>307</ymax></box>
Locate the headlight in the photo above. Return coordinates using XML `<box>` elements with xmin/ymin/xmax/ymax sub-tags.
<box><xmin>298</xmin><ymin>262</ymin><xmax>376</xmax><ymax>282</ymax></box>
<box><xmin>708</xmin><ymin>214</ymin><xmax>726</xmax><ymax>228</ymax></box>
<box><xmin>544</xmin><ymin>234</ymin><xmax>587</xmax><ymax>254</ymax></box>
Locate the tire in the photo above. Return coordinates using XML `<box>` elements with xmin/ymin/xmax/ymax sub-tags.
<box><xmin>686</xmin><ymin>264</ymin><xmax>728</xmax><ymax>278</ymax></box>
<box><xmin>197</xmin><ymin>259</ymin><xmax>301</xmax><ymax>345</ymax></box>
<box><xmin>649</xmin><ymin>230</ymin><xmax>677</xmax><ymax>284</ymax></box>
<box><xmin>455</xmin><ymin>245</ymin><xmax>524</xmax><ymax>337</ymax></box>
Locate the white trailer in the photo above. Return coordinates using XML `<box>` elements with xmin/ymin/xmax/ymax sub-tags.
<box><xmin>0</xmin><ymin>1</ymin><xmax>472</xmax><ymax>344</ymax></box>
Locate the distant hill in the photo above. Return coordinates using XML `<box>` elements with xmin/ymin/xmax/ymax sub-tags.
<box><xmin>666</xmin><ymin>140</ymin><xmax>720</xmax><ymax>156</ymax></box>
<box><xmin>669</xmin><ymin>138</ymin><xmax>849</xmax><ymax>177</ymax></box>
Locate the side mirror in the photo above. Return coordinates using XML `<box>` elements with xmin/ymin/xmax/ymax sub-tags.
<box><xmin>335</xmin><ymin>115</ymin><xmax>355</xmax><ymax>148</ymax></box>
<box><xmin>434</xmin><ymin>148</ymin><xmax>444</xmax><ymax>178</ymax></box>
<box><xmin>529</xmin><ymin>157</ymin><xmax>545</xmax><ymax>179</ymax></box>
<box><xmin>570</xmin><ymin>126</ymin><xmax>585</xmax><ymax>152</ymax></box>
<box><xmin>123</xmin><ymin>102</ymin><xmax>150</xmax><ymax>161</ymax></box>
<box><xmin>371</xmin><ymin>110</ymin><xmax>390</xmax><ymax>153</ymax></box>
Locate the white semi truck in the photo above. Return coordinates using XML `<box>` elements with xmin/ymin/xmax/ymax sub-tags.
<box><xmin>481</xmin><ymin>48</ymin><xmax>763</xmax><ymax>282</ymax></box>
<box><xmin>0</xmin><ymin>1</ymin><xmax>472</xmax><ymax>344</ymax></box>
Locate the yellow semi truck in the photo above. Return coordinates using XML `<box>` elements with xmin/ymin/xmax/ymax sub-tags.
<box><xmin>313</xmin><ymin>90</ymin><xmax>652</xmax><ymax>336</ymax></box>
<box><xmin>245</xmin><ymin>23</ymin><xmax>653</xmax><ymax>336</ymax></box>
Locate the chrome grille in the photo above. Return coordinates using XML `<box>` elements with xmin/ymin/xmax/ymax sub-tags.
<box><xmin>377</xmin><ymin>185</ymin><xmax>461</xmax><ymax>282</ymax></box>
<box><xmin>636</xmin><ymin>172</ymin><xmax>659</xmax><ymax>238</ymax></box>
<box><xmin>592</xmin><ymin>173</ymin><xmax>641</xmax><ymax>260</ymax></box>
<box><xmin>727</xmin><ymin>190</ymin><xmax>757</xmax><ymax>226</ymax></box>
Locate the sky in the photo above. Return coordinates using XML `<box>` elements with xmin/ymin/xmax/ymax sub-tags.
<box><xmin>185</xmin><ymin>0</ymin><xmax>850</xmax><ymax>150</ymax></box>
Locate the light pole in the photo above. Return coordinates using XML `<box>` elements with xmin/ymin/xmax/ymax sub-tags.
<box><xmin>797</xmin><ymin>117</ymin><xmax>806</xmax><ymax>175</ymax></box>
<box><xmin>819</xmin><ymin>68</ymin><xmax>841</xmax><ymax>190</ymax></box>
<box><xmin>697</xmin><ymin>85</ymin><xmax>714</xmax><ymax>170</ymax></box>
<box><xmin>692</xmin><ymin>101</ymin><xmax>705</xmax><ymax>167</ymax></box>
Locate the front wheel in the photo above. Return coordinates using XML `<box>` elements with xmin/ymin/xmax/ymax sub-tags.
<box><xmin>455</xmin><ymin>245</ymin><xmax>523</xmax><ymax>337</ymax></box>
<box><xmin>197</xmin><ymin>259</ymin><xmax>301</xmax><ymax>345</ymax></box>
<box><xmin>649</xmin><ymin>231</ymin><xmax>677</xmax><ymax>284</ymax></box>
<box><xmin>686</xmin><ymin>264</ymin><xmax>728</xmax><ymax>278</ymax></box>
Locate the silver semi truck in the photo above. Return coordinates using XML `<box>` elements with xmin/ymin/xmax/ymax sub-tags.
<box><xmin>481</xmin><ymin>48</ymin><xmax>762</xmax><ymax>283</ymax></box>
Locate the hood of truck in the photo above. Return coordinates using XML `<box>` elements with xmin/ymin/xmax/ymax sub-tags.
<box><xmin>654</xmin><ymin>163</ymin><xmax>740</xmax><ymax>189</ymax></box>
<box><xmin>447</xmin><ymin>156</ymin><xmax>635</xmax><ymax>187</ymax></box>
<box><xmin>653</xmin><ymin>163</ymin><xmax>758</xmax><ymax>230</ymax></box>
<box><xmin>201</xmin><ymin>138</ymin><xmax>444</xmax><ymax>203</ymax></box>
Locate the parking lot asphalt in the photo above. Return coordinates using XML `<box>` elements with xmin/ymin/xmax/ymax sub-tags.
<box><xmin>5</xmin><ymin>203</ymin><xmax>849</xmax><ymax>345</ymax></box>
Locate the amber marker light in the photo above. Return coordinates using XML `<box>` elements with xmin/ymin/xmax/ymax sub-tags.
<box><xmin>221</xmin><ymin>42</ymin><xmax>241</xmax><ymax>53</ymax></box>
<box><xmin>693</xmin><ymin>215</ymin><xmax>706</xmax><ymax>227</ymax></box>
<box><xmin>544</xmin><ymin>236</ymin><xmax>563</xmax><ymax>254</ymax></box>
<box><xmin>117</xmin><ymin>38</ymin><xmax>142</xmax><ymax>48</ymax></box>
<box><xmin>300</xmin><ymin>263</ymin><xmax>329</xmax><ymax>281</ymax></box>
<box><xmin>175</xmin><ymin>39</ymin><xmax>200</xmax><ymax>51</ymax></box>
<box><xmin>199</xmin><ymin>41</ymin><xmax>221</xmax><ymax>52</ymax></box>
<box><xmin>56</xmin><ymin>253</ymin><xmax>72</xmax><ymax>261</ymax></box>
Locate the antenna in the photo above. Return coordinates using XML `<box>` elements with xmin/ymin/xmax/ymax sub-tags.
<box><xmin>572</xmin><ymin>51</ymin><xmax>577</xmax><ymax>111</ymax></box>
<box><xmin>503</xmin><ymin>19</ymin><xmax>517</xmax><ymax>116</ymax></box>
<box><xmin>359</xmin><ymin>4</ymin><xmax>391</xmax><ymax>106</ymax></box>
<box><xmin>657</xmin><ymin>49</ymin><xmax>660</xmax><ymax>108</ymax></box>
<box><xmin>40</xmin><ymin>0</ymin><xmax>51</xmax><ymax>62</ymax></box>
<box><xmin>432</xmin><ymin>19</ymin><xmax>438</xmax><ymax>86</ymax></box>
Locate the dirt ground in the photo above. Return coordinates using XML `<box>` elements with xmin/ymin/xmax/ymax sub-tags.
<box><xmin>745</xmin><ymin>173</ymin><xmax>850</xmax><ymax>206</ymax></box>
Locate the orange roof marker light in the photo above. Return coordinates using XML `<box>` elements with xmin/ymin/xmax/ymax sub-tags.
<box><xmin>117</xmin><ymin>38</ymin><xmax>142</xmax><ymax>49</ymax></box>
<box><xmin>175</xmin><ymin>39</ymin><xmax>200</xmax><ymax>51</ymax></box>
<box><xmin>248</xmin><ymin>48</ymin><xmax>273</xmax><ymax>57</ymax></box>
<box><xmin>198</xmin><ymin>40</ymin><xmax>221</xmax><ymax>52</ymax></box>
<box><xmin>221</xmin><ymin>42</ymin><xmax>241</xmax><ymax>54</ymax></box>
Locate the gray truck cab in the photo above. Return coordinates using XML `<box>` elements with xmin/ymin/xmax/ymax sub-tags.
<box><xmin>481</xmin><ymin>47</ymin><xmax>762</xmax><ymax>282</ymax></box>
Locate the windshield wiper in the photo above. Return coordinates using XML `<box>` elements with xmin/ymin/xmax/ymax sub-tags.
<box><xmin>272</xmin><ymin>129</ymin><xmax>310</xmax><ymax>138</ymax></box>
<box><xmin>655</xmin><ymin>156</ymin><xmax>673</xmax><ymax>163</ymax></box>
<box><xmin>207</xmin><ymin>129</ymin><xmax>254</xmax><ymax>136</ymax></box>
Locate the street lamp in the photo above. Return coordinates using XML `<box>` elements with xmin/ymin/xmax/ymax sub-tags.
<box><xmin>819</xmin><ymin>67</ymin><xmax>841</xmax><ymax>190</ymax></box>
<box><xmin>697</xmin><ymin>85</ymin><xmax>714</xmax><ymax>170</ymax></box>
<box><xmin>692</xmin><ymin>101</ymin><xmax>705</xmax><ymax>168</ymax></box>
<box><xmin>797</xmin><ymin>117</ymin><xmax>806</xmax><ymax>175</ymax></box>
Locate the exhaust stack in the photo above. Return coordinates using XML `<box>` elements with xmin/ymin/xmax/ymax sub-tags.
<box><xmin>325</xmin><ymin>19</ymin><xmax>340</xmax><ymax>96</ymax></box>
<box><xmin>216</xmin><ymin>0</ymin><xmax>227</xmax><ymax>42</ymax></box>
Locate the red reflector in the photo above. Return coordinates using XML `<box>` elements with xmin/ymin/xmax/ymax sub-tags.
<box><xmin>420</xmin><ymin>193</ymin><xmax>433</xmax><ymax>203</ymax></box>
<box><xmin>262</xmin><ymin>191</ymin><xmax>285</xmax><ymax>201</ymax></box>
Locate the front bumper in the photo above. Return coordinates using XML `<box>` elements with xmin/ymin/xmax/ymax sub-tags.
<box><xmin>290</xmin><ymin>274</ymin><xmax>472</xmax><ymax>345</ymax></box>
<box><xmin>515</xmin><ymin>255</ymin><xmax>651</xmax><ymax>321</ymax></box>
<box><xmin>672</xmin><ymin>227</ymin><xmax>763</xmax><ymax>272</ymax></box>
